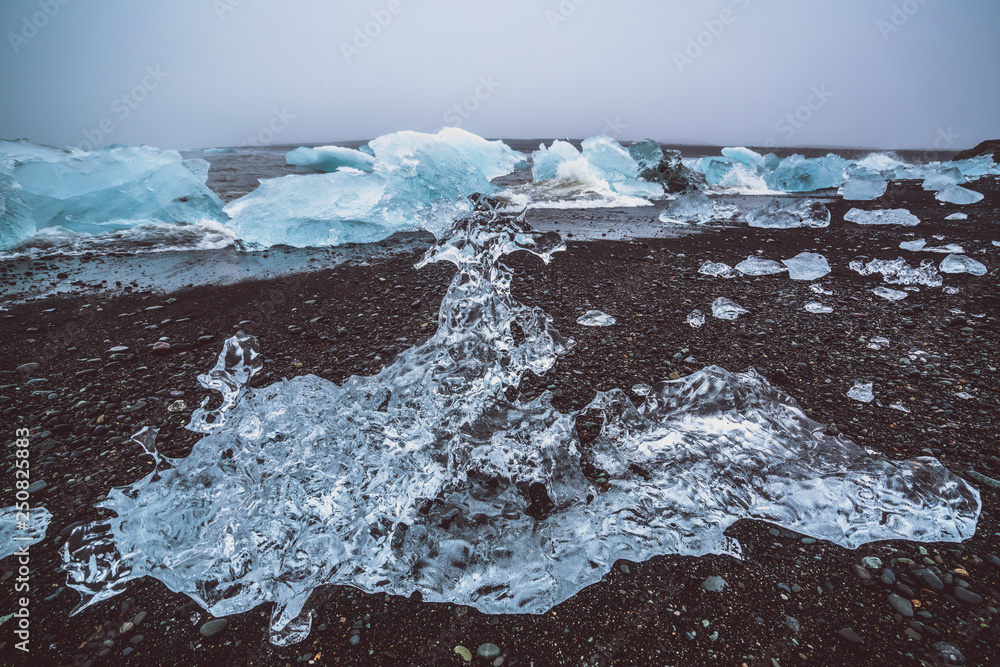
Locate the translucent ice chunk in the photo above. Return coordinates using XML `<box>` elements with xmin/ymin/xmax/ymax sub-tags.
<box><xmin>767</xmin><ymin>154</ymin><xmax>848</xmax><ymax>192</ymax></box>
<box><xmin>867</xmin><ymin>335</ymin><xmax>891</xmax><ymax>350</ymax></box>
<box><xmin>921</xmin><ymin>172</ymin><xmax>960</xmax><ymax>192</ymax></box>
<box><xmin>721</xmin><ymin>146</ymin><xmax>766</xmax><ymax>169</ymax></box>
<box><xmin>944</xmin><ymin>213</ymin><xmax>967</xmax><ymax>221</ymax></box>
<box><xmin>577</xmin><ymin>309</ymin><xmax>616</xmax><ymax>326</ymax></box>
<box><xmin>847</xmin><ymin>381</ymin><xmax>874</xmax><ymax>403</ymax></box>
<box><xmin>855</xmin><ymin>153</ymin><xmax>906</xmax><ymax>172</ymax></box>
<box><xmin>0</xmin><ymin>506</ymin><xmax>52</xmax><ymax>559</ymax></box>
<box><xmin>711</xmin><ymin>297</ymin><xmax>749</xmax><ymax>320</ymax></box>
<box><xmin>698</xmin><ymin>260</ymin><xmax>736</xmax><ymax>278</ymax></box>
<box><xmin>839</xmin><ymin>169</ymin><xmax>887</xmax><ymax>201</ymax></box>
<box><xmin>0</xmin><ymin>140</ymin><xmax>226</xmax><ymax>235</ymax></box>
<box><xmin>939</xmin><ymin>254</ymin><xmax>987</xmax><ymax>276</ymax></box>
<box><xmin>686</xmin><ymin>309</ymin><xmax>706</xmax><ymax>327</ymax></box>
<box><xmin>659</xmin><ymin>191</ymin><xmax>713</xmax><ymax>224</ymax></box>
<box><xmin>804</xmin><ymin>302</ymin><xmax>833</xmax><ymax>314</ymax></box>
<box><xmin>62</xmin><ymin>199</ymin><xmax>981</xmax><ymax>647</ymax></box>
<box><xmin>747</xmin><ymin>198</ymin><xmax>830</xmax><ymax>229</ymax></box>
<box><xmin>0</xmin><ymin>156</ymin><xmax>34</xmax><ymax>250</ymax></box>
<box><xmin>844</xmin><ymin>208</ymin><xmax>920</xmax><ymax>226</ymax></box>
<box><xmin>872</xmin><ymin>286</ymin><xmax>907</xmax><ymax>300</ymax></box>
<box><xmin>627</xmin><ymin>139</ymin><xmax>663</xmax><ymax>173</ymax></box>
<box><xmin>935</xmin><ymin>185</ymin><xmax>983</xmax><ymax>205</ymax></box>
<box><xmin>735</xmin><ymin>256</ymin><xmax>786</xmax><ymax>276</ymax></box>
<box><xmin>810</xmin><ymin>284</ymin><xmax>833</xmax><ymax>295</ymax></box>
<box><xmin>635</xmin><ymin>147</ymin><xmax>705</xmax><ymax>194</ymax></box>
<box><xmin>849</xmin><ymin>257</ymin><xmax>942</xmax><ymax>287</ymax></box>
<box><xmin>889</xmin><ymin>403</ymin><xmax>911</xmax><ymax>413</ymax></box>
<box><xmin>782</xmin><ymin>252</ymin><xmax>830</xmax><ymax>280</ymax></box>
<box><xmin>286</xmin><ymin>145</ymin><xmax>376</xmax><ymax>173</ymax></box>
<box><xmin>899</xmin><ymin>239</ymin><xmax>927</xmax><ymax>251</ymax></box>
<box><xmin>632</xmin><ymin>383</ymin><xmax>652</xmax><ymax>396</ymax></box>
<box><xmin>899</xmin><ymin>239</ymin><xmax>964</xmax><ymax>254</ymax></box>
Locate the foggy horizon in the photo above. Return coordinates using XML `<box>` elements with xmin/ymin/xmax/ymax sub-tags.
<box><xmin>2</xmin><ymin>0</ymin><xmax>999</xmax><ymax>152</ymax></box>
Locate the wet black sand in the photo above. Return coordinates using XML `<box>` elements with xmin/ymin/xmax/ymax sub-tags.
<box><xmin>1</xmin><ymin>177</ymin><xmax>999</xmax><ymax>666</ymax></box>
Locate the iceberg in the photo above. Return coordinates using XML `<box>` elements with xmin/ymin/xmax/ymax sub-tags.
<box><xmin>63</xmin><ymin>199</ymin><xmax>980</xmax><ymax>646</ymax></box>
<box><xmin>0</xmin><ymin>140</ymin><xmax>227</xmax><ymax>236</ymax></box>
<box><xmin>626</xmin><ymin>138</ymin><xmax>663</xmax><ymax>173</ymax></box>
<box><xmin>735</xmin><ymin>256</ymin><xmax>786</xmax><ymax>276</ymax></box>
<box><xmin>849</xmin><ymin>257</ymin><xmax>943</xmax><ymax>287</ymax></box>
<box><xmin>939</xmin><ymin>254</ymin><xmax>987</xmax><ymax>276</ymax></box>
<box><xmin>0</xmin><ymin>506</ymin><xmax>52</xmax><ymax>559</ymax></box>
<box><xmin>804</xmin><ymin>302</ymin><xmax>833</xmax><ymax>314</ymax></box>
<box><xmin>0</xmin><ymin>156</ymin><xmax>34</xmax><ymax>250</ymax></box>
<box><xmin>845</xmin><ymin>208</ymin><xmax>920</xmax><ymax>227</ymax></box>
<box><xmin>711</xmin><ymin>297</ymin><xmax>749</xmax><ymax>320</ymax></box>
<box><xmin>659</xmin><ymin>191</ymin><xmax>714</xmax><ymax>224</ymax></box>
<box><xmin>934</xmin><ymin>185</ymin><xmax>984</xmax><ymax>205</ymax></box>
<box><xmin>632</xmin><ymin>144</ymin><xmax>705</xmax><ymax>194</ymax></box>
<box><xmin>577</xmin><ymin>309</ymin><xmax>616</xmax><ymax>326</ymax></box>
<box><xmin>767</xmin><ymin>154</ymin><xmax>847</xmax><ymax>192</ymax></box>
<box><xmin>685</xmin><ymin>309</ymin><xmax>705</xmax><ymax>327</ymax></box>
<box><xmin>747</xmin><ymin>198</ymin><xmax>830</xmax><ymax>228</ymax></box>
<box><xmin>782</xmin><ymin>252</ymin><xmax>830</xmax><ymax>280</ymax></box>
<box><xmin>698</xmin><ymin>260</ymin><xmax>736</xmax><ymax>278</ymax></box>
<box><xmin>226</xmin><ymin>128</ymin><xmax>525</xmax><ymax>247</ymax></box>
<box><xmin>532</xmin><ymin>138</ymin><xmax>664</xmax><ymax>203</ymax></box>
<box><xmin>286</xmin><ymin>145</ymin><xmax>376</xmax><ymax>173</ymax></box>
<box><xmin>847</xmin><ymin>381</ymin><xmax>874</xmax><ymax>403</ymax></box>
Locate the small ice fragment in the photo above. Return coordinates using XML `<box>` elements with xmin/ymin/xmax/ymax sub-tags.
<box><xmin>845</xmin><ymin>208</ymin><xmax>920</xmax><ymax>226</ymax></box>
<box><xmin>847</xmin><ymin>381</ymin><xmax>874</xmax><ymax>403</ymax></box>
<box><xmin>735</xmin><ymin>256</ymin><xmax>786</xmax><ymax>276</ymax></box>
<box><xmin>632</xmin><ymin>384</ymin><xmax>651</xmax><ymax>396</ymax></box>
<box><xmin>577</xmin><ymin>310</ymin><xmax>616</xmax><ymax>326</ymax></box>
<box><xmin>956</xmin><ymin>392</ymin><xmax>973</xmax><ymax>400</ymax></box>
<box><xmin>809</xmin><ymin>284</ymin><xmax>833</xmax><ymax>295</ymax></box>
<box><xmin>872</xmin><ymin>286</ymin><xmax>907</xmax><ymax>301</ymax></box>
<box><xmin>849</xmin><ymin>257</ymin><xmax>942</xmax><ymax>287</ymax></box>
<box><xmin>889</xmin><ymin>403</ymin><xmax>911</xmax><ymax>413</ymax></box>
<box><xmin>659</xmin><ymin>191</ymin><xmax>714</xmax><ymax>224</ymax></box>
<box><xmin>935</xmin><ymin>185</ymin><xmax>983</xmax><ymax>205</ymax></box>
<box><xmin>0</xmin><ymin>506</ymin><xmax>52</xmax><ymax>559</ymax></box>
<box><xmin>994</xmin><ymin>241</ymin><xmax>1000</xmax><ymax>247</ymax></box>
<box><xmin>698</xmin><ymin>260</ymin><xmax>736</xmax><ymax>278</ymax></box>
<box><xmin>898</xmin><ymin>238</ymin><xmax>964</xmax><ymax>253</ymax></box>
<box><xmin>747</xmin><ymin>198</ymin><xmax>830</xmax><ymax>228</ymax></box>
<box><xmin>867</xmin><ymin>335</ymin><xmax>890</xmax><ymax>350</ymax></box>
<box><xmin>939</xmin><ymin>254</ymin><xmax>987</xmax><ymax>276</ymax></box>
<box><xmin>711</xmin><ymin>297</ymin><xmax>749</xmax><ymax>320</ymax></box>
<box><xmin>782</xmin><ymin>252</ymin><xmax>830</xmax><ymax>280</ymax></box>
<box><xmin>899</xmin><ymin>239</ymin><xmax>926</xmax><ymax>251</ymax></box>
<box><xmin>804</xmin><ymin>302</ymin><xmax>833</xmax><ymax>313</ymax></box>
<box><xmin>686</xmin><ymin>309</ymin><xmax>706</xmax><ymax>327</ymax></box>
<box><xmin>944</xmin><ymin>213</ymin><xmax>967</xmax><ymax>220</ymax></box>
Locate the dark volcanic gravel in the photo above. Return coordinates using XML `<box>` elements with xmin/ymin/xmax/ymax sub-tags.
<box><xmin>1</xmin><ymin>177</ymin><xmax>999</xmax><ymax>666</ymax></box>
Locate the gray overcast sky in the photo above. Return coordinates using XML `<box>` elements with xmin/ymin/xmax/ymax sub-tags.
<box><xmin>1</xmin><ymin>0</ymin><xmax>998</xmax><ymax>151</ymax></box>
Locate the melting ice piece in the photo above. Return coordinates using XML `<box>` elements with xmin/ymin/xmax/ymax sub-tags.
<box><xmin>872</xmin><ymin>286</ymin><xmax>908</xmax><ymax>301</ymax></box>
<box><xmin>839</xmin><ymin>170</ymin><xmax>887</xmax><ymax>201</ymax></box>
<box><xmin>899</xmin><ymin>239</ymin><xmax>964</xmax><ymax>254</ymax></box>
<box><xmin>847</xmin><ymin>381</ymin><xmax>874</xmax><ymax>403</ymax></box>
<box><xmin>939</xmin><ymin>254</ymin><xmax>987</xmax><ymax>276</ymax></box>
<box><xmin>711</xmin><ymin>297</ymin><xmax>749</xmax><ymax>320</ymax></box>
<box><xmin>767</xmin><ymin>154</ymin><xmax>848</xmax><ymax>192</ymax></box>
<box><xmin>782</xmin><ymin>252</ymin><xmax>830</xmax><ymax>281</ymax></box>
<box><xmin>849</xmin><ymin>257</ymin><xmax>943</xmax><ymax>287</ymax></box>
<box><xmin>62</xmin><ymin>199</ymin><xmax>981</xmax><ymax>647</ymax></box>
<box><xmin>632</xmin><ymin>384</ymin><xmax>652</xmax><ymax>396</ymax></box>
<box><xmin>698</xmin><ymin>260</ymin><xmax>736</xmax><ymax>278</ymax></box>
<box><xmin>577</xmin><ymin>309</ymin><xmax>616</xmax><ymax>326</ymax></box>
<box><xmin>631</xmin><ymin>145</ymin><xmax>705</xmax><ymax>194</ymax></box>
<box><xmin>804</xmin><ymin>302</ymin><xmax>833</xmax><ymax>314</ymax></box>
<box><xmin>867</xmin><ymin>335</ymin><xmax>891</xmax><ymax>350</ymax></box>
<box><xmin>810</xmin><ymin>284</ymin><xmax>834</xmax><ymax>295</ymax></box>
<box><xmin>736</xmin><ymin>256</ymin><xmax>786</xmax><ymax>276</ymax></box>
<box><xmin>899</xmin><ymin>239</ymin><xmax>926</xmax><ymax>252</ymax></box>
<box><xmin>0</xmin><ymin>506</ymin><xmax>52</xmax><ymax>559</ymax></box>
<box><xmin>944</xmin><ymin>213</ymin><xmax>968</xmax><ymax>221</ymax></box>
<box><xmin>844</xmin><ymin>208</ymin><xmax>920</xmax><ymax>227</ymax></box>
<box><xmin>286</xmin><ymin>145</ymin><xmax>376</xmax><ymax>173</ymax></box>
<box><xmin>721</xmin><ymin>146</ymin><xmax>766</xmax><ymax>169</ymax></box>
<box><xmin>659</xmin><ymin>191</ymin><xmax>714</xmax><ymax>224</ymax></box>
<box><xmin>0</xmin><ymin>140</ymin><xmax>226</xmax><ymax>236</ymax></box>
<box><xmin>935</xmin><ymin>185</ymin><xmax>983</xmax><ymax>205</ymax></box>
<box><xmin>686</xmin><ymin>309</ymin><xmax>706</xmax><ymax>327</ymax></box>
<box><xmin>889</xmin><ymin>403</ymin><xmax>911</xmax><ymax>413</ymax></box>
<box><xmin>855</xmin><ymin>153</ymin><xmax>906</xmax><ymax>173</ymax></box>
<box><xmin>0</xmin><ymin>156</ymin><xmax>34</xmax><ymax>250</ymax></box>
<box><xmin>922</xmin><ymin>172</ymin><xmax>960</xmax><ymax>191</ymax></box>
<box><xmin>746</xmin><ymin>198</ymin><xmax>830</xmax><ymax>228</ymax></box>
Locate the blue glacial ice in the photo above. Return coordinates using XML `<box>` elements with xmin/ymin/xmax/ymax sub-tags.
<box><xmin>62</xmin><ymin>201</ymin><xmax>981</xmax><ymax>647</ymax></box>
<box><xmin>0</xmin><ymin>140</ymin><xmax>226</xmax><ymax>237</ymax></box>
<box><xmin>0</xmin><ymin>157</ymin><xmax>34</xmax><ymax>250</ymax></box>
<box><xmin>934</xmin><ymin>185</ymin><xmax>984</xmax><ymax>205</ymax></box>
<box><xmin>767</xmin><ymin>154</ymin><xmax>848</xmax><ymax>192</ymax></box>
<box><xmin>659</xmin><ymin>191</ymin><xmax>714</xmax><ymax>224</ymax></box>
<box><xmin>747</xmin><ymin>199</ymin><xmax>830</xmax><ymax>228</ymax></box>
<box><xmin>721</xmin><ymin>146</ymin><xmax>766</xmax><ymax>169</ymax></box>
<box><xmin>839</xmin><ymin>167</ymin><xmax>887</xmax><ymax>201</ymax></box>
<box><xmin>845</xmin><ymin>208</ymin><xmax>920</xmax><ymax>227</ymax></box>
<box><xmin>921</xmin><ymin>171</ymin><xmax>961</xmax><ymax>192</ymax></box>
<box><xmin>226</xmin><ymin>128</ymin><xmax>526</xmax><ymax>247</ymax></box>
<box><xmin>286</xmin><ymin>145</ymin><xmax>376</xmax><ymax>173</ymax></box>
<box><xmin>689</xmin><ymin>155</ymin><xmax>769</xmax><ymax>191</ymax></box>
<box><xmin>531</xmin><ymin>137</ymin><xmax>664</xmax><ymax>204</ymax></box>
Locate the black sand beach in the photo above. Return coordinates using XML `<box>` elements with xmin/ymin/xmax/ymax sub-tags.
<box><xmin>2</xmin><ymin>178</ymin><xmax>999</xmax><ymax>666</ymax></box>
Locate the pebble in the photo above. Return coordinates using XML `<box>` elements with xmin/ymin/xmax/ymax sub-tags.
<box><xmin>700</xmin><ymin>576</ymin><xmax>727</xmax><ymax>592</ymax></box>
<box><xmin>860</xmin><ymin>556</ymin><xmax>882</xmax><ymax>569</ymax></box>
<box><xmin>952</xmin><ymin>587</ymin><xmax>982</xmax><ymax>604</ymax></box>
<box><xmin>837</xmin><ymin>628</ymin><xmax>863</xmax><ymax>644</ymax></box>
<box><xmin>477</xmin><ymin>643</ymin><xmax>501</xmax><ymax>660</ymax></box>
<box><xmin>913</xmin><ymin>568</ymin><xmax>944</xmax><ymax>591</ymax></box>
<box><xmin>887</xmin><ymin>593</ymin><xmax>914</xmax><ymax>617</ymax></box>
<box><xmin>454</xmin><ymin>645</ymin><xmax>472</xmax><ymax>662</ymax></box>
<box><xmin>199</xmin><ymin>618</ymin><xmax>228</xmax><ymax>637</ymax></box>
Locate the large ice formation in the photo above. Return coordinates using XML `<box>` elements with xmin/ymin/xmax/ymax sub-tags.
<box><xmin>0</xmin><ymin>140</ymin><xmax>226</xmax><ymax>240</ymax></box>
<box><xmin>63</xmin><ymin>199</ymin><xmax>981</xmax><ymax>647</ymax></box>
<box><xmin>531</xmin><ymin>137</ymin><xmax>664</xmax><ymax>203</ymax></box>
<box><xmin>747</xmin><ymin>199</ymin><xmax>830</xmax><ymax>229</ymax></box>
<box><xmin>629</xmin><ymin>141</ymin><xmax>705</xmax><ymax>194</ymax></box>
<box><xmin>286</xmin><ymin>145</ymin><xmax>376</xmax><ymax>173</ymax></box>
<box><xmin>226</xmin><ymin>128</ymin><xmax>526</xmax><ymax>247</ymax></box>
<box><xmin>766</xmin><ymin>154</ymin><xmax>848</xmax><ymax>192</ymax></box>
<box><xmin>0</xmin><ymin>157</ymin><xmax>34</xmax><ymax>250</ymax></box>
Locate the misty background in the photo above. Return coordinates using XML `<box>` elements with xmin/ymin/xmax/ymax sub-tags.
<box><xmin>1</xmin><ymin>0</ymin><xmax>998</xmax><ymax>151</ymax></box>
